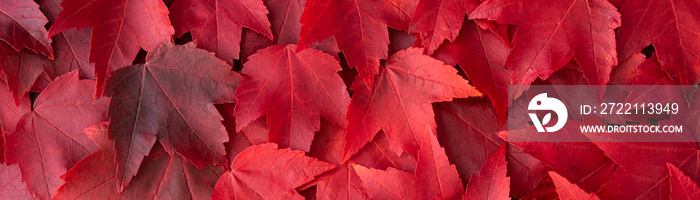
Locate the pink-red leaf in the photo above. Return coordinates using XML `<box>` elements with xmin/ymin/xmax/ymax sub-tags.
<box><xmin>353</xmin><ymin>126</ymin><xmax>463</xmax><ymax>200</ymax></box>
<box><xmin>211</xmin><ymin>143</ymin><xmax>336</xmax><ymax>199</ymax></box>
<box><xmin>463</xmin><ymin>144</ymin><xmax>509</xmax><ymax>200</ymax></box>
<box><xmin>343</xmin><ymin>47</ymin><xmax>481</xmax><ymax>161</ymax></box>
<box><xmin>0</xmin><ymin>164</ymin><xmax>33</xmax><ymax>199</ymax></box>
<box><xmin>4</xmin><ymin>71</ymin><xmax>109</xmax><ymax>200</ymax></box>
<box><xmin>234</xmin><ymin>44</ymin><xmax>350</xmax><ymax>152</ymax></box>
<box><xmin>0</xmin><ymin>0</ymin><xmax>53</xmax><ymax>58</ymax></box>
<box><xmin>169</xmin><ymin>0</ymin><xmax>273</xmax><ymax>63</ymax></box>
<box><xmin>549</xmin><ymin>171</ymin><xmax>600</xmax><ymax>200</ymax></box>
<box><xmin>471</xmin><ymin>0</ymin><xmax>621</xmax><ymax>97</ymax></box>
<box><xmin>0</xmin><ymin>41</ymin><xmax>51</xmax><ymax>105</ymax></box>
<box><xmin>297</xmin><ymin>0</ymin><xmax>416</xmax><ymax>87</ymax></box>
<box><xmin>409</xmin><ymin>0</ymin><xmax>467</xmax><ymax>54</ymax></box>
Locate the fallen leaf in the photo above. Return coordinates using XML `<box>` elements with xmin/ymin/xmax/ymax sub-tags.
<box><xmin>4</xmin><ymin>71</ymin><xmax>109</xmax><ymax>200</ymax></box>
<box><xmin>169</xmin><ymin>0</ymin><xmax>273</xmax><ymax>63</ymax></box>
<box><xmin>463</xmin><ymin>144</ymin><xmax>510</xmax><ymax>200</ymax></box>
<box><xmin>104</xmin><ymin>42</ymin><xmax>241</xmax><ymax>192</ymax></box>
<box><xmin>234</xmin><ymin>44</ymin><xmax>350</xmax><ymax>151</ymax></box>
<box><xmin>211</xmin><ymin>143</ymin><xmax>336</xmax><ymax>199</ymax></box>
<box><xmin>48</xmin><ymin>0</ymin><xmax>174</xmax><ymax>96</ymax></box>
<box><xmin>343</xmin><ymin>47</ymin><xmax>481</xmax><ymax>161</ymax></box>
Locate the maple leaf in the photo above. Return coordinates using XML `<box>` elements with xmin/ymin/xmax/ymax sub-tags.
<box><xmin>234</xmin><ymin>44</ymin><xmax>350</xmax><ymax>152</ymax></box>
<box><xmin>48</xmin><ymin>0</ymin><xmax>174</xmax><ymax>96</ymax></box>
<box><xmin>0</xmin><ymin>0</ymin><xmax>53</xmax><ymax>58</ymax></box>
<box><xmin>297</xmin><ymin>0</ymin><xmax>416</xmax><ymax>88</ymax></box>
<box><xmin>463</xmin><ymin>144</ymin><xmax>510</xmax><ymax>200</ymax></box>
<box><xmin>434</xmin><ymin>20</ymin><xmax>511</xmax><ymax>124</ymax></box>
<box><xmin>211</xmin><ymin>143</ymin><xmax>336</xmax><ymax>199</ymax></box>
<box><xmin>4</xmin><ymin>71</ymin><xmax>109</xmax><ymax>200</ymax></box>
<box><xmin>169</xmin><ymin>0</ymin><xmax>273</xmax><ymax>63</ymax></box>
<box><xmin>353</xmin><ymin>126</ymin><xmax>463</xmax><ymax>200</ymax></box>
<box><xmin>583</xmin><ymin>119</ymin><xmax>698</xmax><ymax>199</ymax></box>
<box><xmin>37</xmin><ymin>0</ymin><xmax>95</xmax><ymax>80</ymax></box>
<box><xmin>434</xmin><ymin>98</ymin><xmax>552</xmax><ymax>198</ymax></box>
<box><xmin>409</xmin><ymin>0</ymin><xmax>467</xmax><ymax>54</ymax></box>
<box><xmin>470</xmin><ymin>0</ymin><xmax>621</xmax><ymax>97</ymax></box>
<box><xmin>0</xmin><ymin>77</ymin><xmax>31</xmax><ymax>164</ymax></box>
<box><xmin>668</xmin><ymin>163</ymin><xmax>700</xmax><ymax>200</ymax></box>
<box><xmin>343</xmin><ymin>47</ymin><xmax>481</xmax><ymax>162</ymax></box>
<box><xmin>0</xmin><ymin>164</ymin><xmax>34</xmax><ymax>199</ymax></box>
<box><xmin>616</xmin><ymin>0</ymin><xmax>700</xmax><ymax>86</ymax></box>
<box><xmin>0</xmin><ymin>77</ymin><xmax>30</xmax><ymax>137</ymax></box>
<box><xmin>54</xmin><ymin>123</ymin><xmax>224</xmax><ymax>199</ymax></box>
<box><xmin>548</xmin><ymin>171</ymin><xmax>600</xmax><ymax>200</ymax></box>
<box><xmin>104</xmin><ymin>42</ymin><xmax>242</xmax><ymax>191</ymax></box>
<box><xmin>505</xmin><ymin>121</ymin><xmax>616</xmax><ymax>193</ymax></box>
<box><xmin>0</xmin><ymin>41</ymin><xmax>51</xmax><ymax>105</ymax></box>
<box><xmin>306</xmin><ymin>120</ymin><xmax>416</xmax><ymax>200</ymax></box>
<box><xmin>216</xmin><ymin>104</ymin><xmax>269</xmax><ymax>163</ymax></box>
<box><xmin>240</xmin><ymin>0</ymin><xmax>306</xmax><ymax>63</ymax></box>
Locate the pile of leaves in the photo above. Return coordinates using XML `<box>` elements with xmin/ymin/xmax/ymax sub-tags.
<box><xmin>1</xmin><ymin>0</ymin><xmax>699</xmax><ymax>199</ymax></box>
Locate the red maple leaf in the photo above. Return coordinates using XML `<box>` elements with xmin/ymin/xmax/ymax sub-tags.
<box><xmin>434</xmin><ymin>20</ymin><xmax>512</xmax><ymax>124</ymax></box>
<box><xmin>48</xmin><ymin>0</ymin><xmax>174</xmax><ymax>96</ymax></box>
<box><xmin>54</xmin><ymin>122</ymin><xmax>224</xmax><ymax>199</ymax></box>
<box><xmin>0</xmin><ymin>0</ymin><xmax>53</xmax><ymax>58</ymax></box>
<box><xmin>104</xmin><ymin>42</ymin><xmax>242</xmax><ymax>191</ymax></box>
<box><xmin>434</xmin><ymin>98</ymin><xmax>551</xmax><ymax>198</ymax></box>
<box><xmin>37</xmin><ymin>0</ymin><xmax>95</xmax><ymax>80</ymax></box>
<box><xmin>409</xmin><ymin>0</ymin><xmax>468</xmax><ymax>55</ymax></box>
<box><xmin>297</xmin><ymin>0</ymin><xmax>417</xmax><ymax>87</ymax></box>
<box><xmin>306</xmin><ymin>120</ymin><xmax>416</xmax><ymax>199</ymax></box>
<box><xmin>234</xmin><ymin>44</ymin><xmax>350</xmax><ymax>152</ymax></box>
<box><xmin>0</xmin><ymin>41</ymin><xmax>51</xmax><ymax>105</ymax></box>
<box><xmin>0</xmin><ymin>164</ymin><xmax>34</xmax><ymax>199</ymax></box>
<box><xmin>668</xmin><ymin>163</ymin><xmax>700</xmax><ymax>200</ymax></box>
<box><xmin>470</xmin><ymin>0</ymin><xmax>621</xmax><ymax>97</ymax></box>
<box><xmin>549</xmin><ymin>171</ymin><xmax>601</xmax><ymax>200</ymax></box>
<box><xmin>343</xmin><ymin>47</ymin><xmax>481</xmax><ymax>162</ymax></box>
<box><xmin>616</xmin><ymin>0</ymin><xmax>700</xmax><ymax>86</ymax></box>
<box><xmin>240</xmin><ymin>0</ymin><xmax>306</xmax><ymax>63</ymax></box>
<box><xmin>211</xmin><ymin>143</ymin><xmax>336</xmax><ymax>199</ymax></box>
<box><xmin>4</xmin><ymin>71</ymin><xmax>109</xmax><ymax>200</ymax></box>
<box><xmin>463</xmin><ymin>144</ymin><xmax>509</xmax><ymax>200</ymax></box>
<box><xmin>169</xmin><ymin>0</ymin><xmax>273</xmax><ymax>64</ymax></box>
<box><xmin>353</xmin><ymin>126</ymin><xmax>463</xmax><ymax>200</ymax></box>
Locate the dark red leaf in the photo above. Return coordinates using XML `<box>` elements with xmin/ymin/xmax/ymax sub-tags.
<box><xmin>54</xmin><ymin>125</ymin><xmax>223</xmax><ymax>200</ymax></box>
<box><xmin>48</xmin><ymin>0</ymin><xmax>174</xmax><ymax>96</ymax></box>
<box><xmin>434</xmin><ymin>20</ymin><xmax>511</xmax><ymax>124</ymax></box>
<box><xmin>104</xmin><ymin>42</ymin><xmax>241</xmax><ymax>191</ymax></box>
